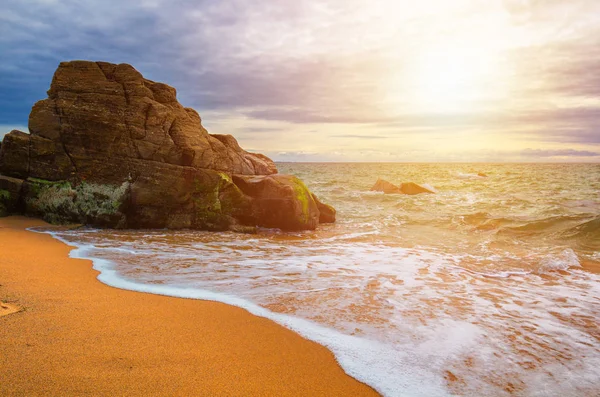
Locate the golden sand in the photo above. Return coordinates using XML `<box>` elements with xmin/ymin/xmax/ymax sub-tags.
<box><xmin>0</xmin><ymin>216</ymin><xmax>378</xmax><ymax>396</ymax></box>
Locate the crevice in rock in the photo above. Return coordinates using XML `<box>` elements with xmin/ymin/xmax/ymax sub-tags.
<box><xmin>95</xmin><ymin>62</ymin><xmax>110</xmax><ymax>80</ymax></box>
<box><xmin>165</xmin><ymin>117</ymin><xmax>177</xmax><ymax>142</ymax></box>
<box><xmin>121</xmin><ymin>83</ymin><xmax>130</xmax><ymax>106</ymax></box>
<box><xmin>52</xmin><ymin>99</ymin><xmax>78</xmax><ymax>175</ymax></box>
<box><xmin>124</xmin><ymin>122</ymin><xmax>142</xmax><ymax>159</ymax></box>
<box><xmin>27</xmin><ymin>131</ymin><xmax>32</xmax><ymax>176</ymax></box>
<box><xmin>242</xmin><ymin>155</ymin><xmax>256</xmax><ymax>174</ymax></box>
<box><xmin>109</xmin><ymin>153</ymin><xmax>220</xmax><ymax>173</ymax></box>
<box><xmin>205</xmin><ymin>137</ymin><xmax>218</xmax><ymax>169</ymax></box>
<box><xmin>96</xmin><ymin>61</ymin><xmax>129</xmax><ymax>106</ymax></box>
<box><xmin>224</xmin><ymin>148</ymin><xmax>237</xmax><ymax>172</ymax></box>
<box><xmin>143</xmin><ymin>103</ymin><xmax>151</xmax><ymax>137</ymax></box>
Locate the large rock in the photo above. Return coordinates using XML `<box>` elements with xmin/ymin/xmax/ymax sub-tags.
<box><xmin>0</xmin><ymin>61</ymin><xmax>334</xmax><ymax>231</ymax></box>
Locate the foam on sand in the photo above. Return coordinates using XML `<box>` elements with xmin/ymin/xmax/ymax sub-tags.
<box><xmin>29</xmin><ymin>216</ymin><xmax>600</xmax><ymax>396</ymax></box>
<box><xmin>33</xmin><ymin>227</ymin><xmax>450</xmax><ymax>397</ymax></box>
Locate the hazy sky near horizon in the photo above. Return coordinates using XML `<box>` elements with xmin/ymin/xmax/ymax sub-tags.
<box><xmin>1</xmin><ymin>0</ymin><xmax>599</xmax><ymax>162</ymax></box>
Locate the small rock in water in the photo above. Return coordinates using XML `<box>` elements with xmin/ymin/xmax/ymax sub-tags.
<box><xmin>399</xmin><ymin>182</ymin><xmax>435</xmax><ymax>195</ymax></box>
<box><xmin>371</xmin><ymin>179</ymin><xmax>435</xmax><ymax>195</ymax></box>
<box><xmin>370</xmin><ymin>178</ymin><xmax>402</xmax><ymax>194</ymax></box>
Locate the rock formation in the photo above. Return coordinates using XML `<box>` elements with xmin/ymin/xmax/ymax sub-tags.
<box><xmin>0</xmin><ymin>61</ymin><xmax>335</xmax><ymax>231</ymax></box>
<box><xmin>370</xmin><ymin>179</ymin><xmax>435</xmax><ymax>195</ymax></box>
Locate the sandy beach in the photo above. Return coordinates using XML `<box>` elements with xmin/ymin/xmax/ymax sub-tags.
<box><xmin>0</xmin><ymin>216</ymin><xmax>378</xmax><ymax>396</ymax></box>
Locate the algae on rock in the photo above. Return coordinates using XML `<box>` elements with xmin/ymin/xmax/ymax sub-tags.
<box><xmin>25</xmin><ymin>178</ymin><xmax>129</xmax><ymax>226</ymax></box>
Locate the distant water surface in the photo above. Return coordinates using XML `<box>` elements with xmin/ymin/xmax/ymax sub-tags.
<box><xmin>42</xmin><ymin>163</ymin><xmax>600</xmax><ymax>396</ymax></box>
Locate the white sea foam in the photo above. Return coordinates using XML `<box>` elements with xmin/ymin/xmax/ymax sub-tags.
<box><xmin>29</xmin><ymin>225</ymin><xmax>600</xmax><ymax>397</ymax></box>
<box><xmin>455</xmin><ymin>172</ymin><xmax>484</xmax><ymax>180</ymax></box>
<box><xmin>30</xmin><ymin>227</ymin><xmax>451</xmax><ymax>397</ymax></box>
<box><xmin>537</xmin><ymin>248</ymin><xmax>581</xmax><ymax>273</ymax></box>
<box><xmin>421</xmin><ymin>183</ymin><xmax>437</xmax><ymax>193</ymax></box>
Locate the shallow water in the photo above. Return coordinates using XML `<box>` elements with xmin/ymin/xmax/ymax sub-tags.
<box><xmin>41</xmin><ymin>163</ymin><xmax>600</xmax><ymax>396</ymax></box>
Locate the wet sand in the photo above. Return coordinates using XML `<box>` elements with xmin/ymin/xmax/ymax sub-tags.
<box><xmin>0</xmin><ymin>216</ymin><xmax>378</xmax><ymax>396</ymax></box>
<box><xmin>581</xmin><ymin>259</ymin><xmax>600</xmax><ymax>274</ymax></box>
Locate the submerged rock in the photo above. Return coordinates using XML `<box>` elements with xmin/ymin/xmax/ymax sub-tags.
<box><xmin>370</xmin><ymin>179</ymin><xmax>435</xmax><ymax>195</ymax></box>
<box><xmin>0</xmin><ymin>60</ymin><xmax>335</xmax><ymax>231</ymax></box>
<box><xmin>398</xmin><ymin>182</ymin><xmax>435</xmax><ymax>195</ymax></box>
<box><xmin>370</xmin><ymin>178</ymin><xmax>402</xmax><ymax>194</ymax></box>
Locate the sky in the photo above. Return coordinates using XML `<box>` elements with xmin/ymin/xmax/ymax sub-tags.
<box><xmin>1</xmin><ymin>0</ymin><xmax>599</xmax><ymax>162</ymax></box>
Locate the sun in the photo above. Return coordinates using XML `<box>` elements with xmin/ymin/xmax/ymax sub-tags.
<box><xmin>409</xmin><ymin>43</ymin><xmax>506</xmax><ymax>113</ymax></box>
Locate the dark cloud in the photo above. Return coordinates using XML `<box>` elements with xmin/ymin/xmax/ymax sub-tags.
<box><xmin>0</xmin><ymin>0</ymin><xmax>387</xmax><ymax>125</ymax></box>
<box><xmin>0</xmin><ymin>0</ymin><xmax>183</xmax><ymax>124</ymax></box>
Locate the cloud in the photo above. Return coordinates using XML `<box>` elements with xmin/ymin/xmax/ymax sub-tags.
<box><xmin>235</xmin><ymin>126</ymin><xmax>284</xmax><ymax>134</ymax></box>
<box><xmin>1</xmin><ymin>0</ymin><xmax>600</xmax><ymax>161</ymax></box>
<box><xmin>330</xmin><ymin>134</ymin><xmax>389</xmax><ymax>139</ymax></box>
<box><xmin>520</xmin><ymin>148</ymin><xmax>599</xmax><ymax>157</ymax></box>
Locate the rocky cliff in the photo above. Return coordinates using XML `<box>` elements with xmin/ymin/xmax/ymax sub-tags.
<box><xmin>0</xmin><ymin>61</ymin><xmax>335</xmax><ymax>231</ymax></box>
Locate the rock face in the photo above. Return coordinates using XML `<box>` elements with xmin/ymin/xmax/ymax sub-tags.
<box><xmin>370</xmin><ymin>179</ymin><xmax>435</xmax><ymax>195</ymax></box>
<box><xmin>0</xmin><ymin>61</ymin><xmax>335</xmax><ymax>231</ymax></box>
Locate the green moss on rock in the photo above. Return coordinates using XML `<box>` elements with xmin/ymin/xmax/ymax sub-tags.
<box><xmin>192</xmin><ymin>173</ymin><xmax>229</xmax><ymax>230</ymax></box>
<box><xmin>290</xmin><ymin>176</ymin><xmax>312</xmax><ymax>224</ymax></box>
<box><xmin>191</xmin><ymin>172</ymin><xmax>253</xmax><ymax>231</ymax></box>
<box><xmin>25</xmin><ymin>178</ymin><xmax>129</xmax><ymax>225</ymax></box>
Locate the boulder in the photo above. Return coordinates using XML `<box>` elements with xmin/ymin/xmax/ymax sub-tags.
<box><xmin>0</xmin><ymin>60</ymin><xmax>334</xmax><ymax>231</ymax></box>
<box><xmin>233</xmin><ymin>174</ymin><xmax>321</xmax><ymax>231</ymax></box>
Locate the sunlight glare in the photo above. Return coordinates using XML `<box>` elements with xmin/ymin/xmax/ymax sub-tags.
<box><xmin>409</xmin><ymin>43</ymin><xmax>506</xmax><ymax>113</ymax></box>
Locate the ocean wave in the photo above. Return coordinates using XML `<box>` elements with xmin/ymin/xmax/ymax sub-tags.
<box><xmin>455</xmin><ymin>172</ymin><xmax>486</xmax><ymax>179</ymax></box>
<box><xmin>455</xmin><ymin>212</ymin><xmax>596</xmax><ymax>236</ymax></box>
<box><xmin>561</xmin><ymin>215</ymin><xmax>600</xmax><ymax>238</ymax></box>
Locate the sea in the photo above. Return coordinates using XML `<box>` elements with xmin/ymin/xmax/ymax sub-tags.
<box><xmin>36</xmin><ymin>163</ymin><xmax>600</xmax><ymax>396</ymax></box>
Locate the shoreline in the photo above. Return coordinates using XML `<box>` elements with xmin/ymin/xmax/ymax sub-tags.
<box><xmin>0</xmin><ymin>216</ymin><xmax>378</xmax><ymax>396</ymax></box>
